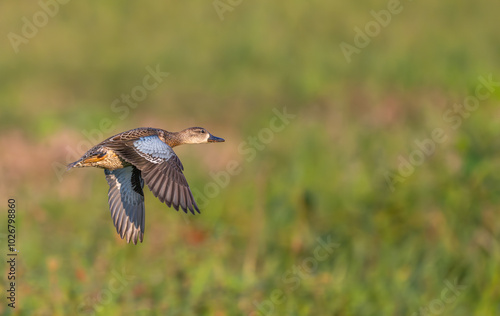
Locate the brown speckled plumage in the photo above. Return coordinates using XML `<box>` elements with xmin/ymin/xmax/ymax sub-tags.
<box><xmin>67</xmin><ymin>127</ymin><xmax>225</xmax><ymax>244</ymax></box>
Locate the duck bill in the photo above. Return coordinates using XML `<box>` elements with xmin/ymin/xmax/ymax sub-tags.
<box><xmin>208</xmin><ymin>134</ymin><xmax>225</xmax><ymax>142</ymax></box>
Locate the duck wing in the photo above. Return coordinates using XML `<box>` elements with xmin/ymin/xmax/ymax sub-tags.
<box><xmin>104</xmin><ymin>166</ymin><xmax>145</xmax><ymax>244</ymax></box>
<box><xmin>107</xmin><ymin>135</ymin><xmax>199</xmax><ymax>215</ymax></box>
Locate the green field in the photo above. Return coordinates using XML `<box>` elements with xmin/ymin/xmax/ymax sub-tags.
<box><xmin>1</xmin><ymin>1</ymin><xmax>500</xmax><ymax>315</ymax></box>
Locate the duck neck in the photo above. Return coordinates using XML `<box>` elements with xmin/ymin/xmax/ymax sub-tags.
<box><xmin>162</xmin><ymin>131</ymin><xmax>183</xmax><ymax>147</ymax></box>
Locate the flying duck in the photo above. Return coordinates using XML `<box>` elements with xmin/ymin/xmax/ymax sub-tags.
<box><xmin>67</xmin><ymin>127</ymin><xmax>225</xmax><ymax>244</ymax></box>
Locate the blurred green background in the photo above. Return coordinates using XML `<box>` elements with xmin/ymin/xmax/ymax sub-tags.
<box><xmin>1</xmin><ymin>0</ymin><xmax>500</xmax><ymax>315</ymax></box>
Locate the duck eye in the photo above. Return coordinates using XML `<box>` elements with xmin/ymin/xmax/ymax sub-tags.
<box><xmin>200</xmin><ymin>130</ymin><xmax>206</xmax><ymax>133</ymax></box>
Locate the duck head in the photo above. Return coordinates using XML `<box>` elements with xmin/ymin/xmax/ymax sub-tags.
<box><xmin>179</xmin><ymin>127</ymin><xmax>225</xmax><ymax>144</ymax></box>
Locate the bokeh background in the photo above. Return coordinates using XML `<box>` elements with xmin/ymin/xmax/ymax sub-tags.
<box><xmin>1</xmin><ymin>1</ymin><xmax>500</xmax><ymax>315</ymax></box>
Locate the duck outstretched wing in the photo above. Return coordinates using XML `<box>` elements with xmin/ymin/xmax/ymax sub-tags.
<box><xmin>105</xmin><ymin>166</ymin><xmax>145</xmax><ymax>244</ymax></box>
<box><xmin>108</xmin><ymin>135</ymin><xmax>199</xmax><ymax>214</ymax></box>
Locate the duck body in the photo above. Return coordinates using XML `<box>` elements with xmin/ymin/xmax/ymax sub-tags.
<box><xmin>68</xmin><ymin>127</ymin><xmax>224</xmax><ymax>244</ymax></box>
<box><xmin>69</xmin><ymin>128</ymin><xmax>166</xmax><ymax>170</ymax></box>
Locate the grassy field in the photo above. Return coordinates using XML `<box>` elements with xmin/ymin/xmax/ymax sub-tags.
<box><xmin>1</xmin><ymin>1</ymin><xmax>500</xmax><ymax>315</ymax></box>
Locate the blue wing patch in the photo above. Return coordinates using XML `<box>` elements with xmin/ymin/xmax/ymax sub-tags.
<box><xmin>133</xmin><ymin>135</ymin><xmax>174</xmax><ymax>164</ymax></box>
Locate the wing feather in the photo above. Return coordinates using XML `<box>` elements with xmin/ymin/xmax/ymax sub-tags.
<box><xmin>104</xmin><ymin>166</ymin><xmax>145</xmax><ymax>244</ymax></box>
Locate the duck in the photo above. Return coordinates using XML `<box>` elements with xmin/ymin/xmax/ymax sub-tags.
<box><xmin>67</xmin><ymin>127</ymin><xmax>225</xmax><ymax>245</ymax></box>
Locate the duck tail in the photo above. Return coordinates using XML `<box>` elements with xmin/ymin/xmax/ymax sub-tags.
<box><xmin>66</xmin><ymin>159</ymin><xmax>83</xmax><ymax>171</ymax></box>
